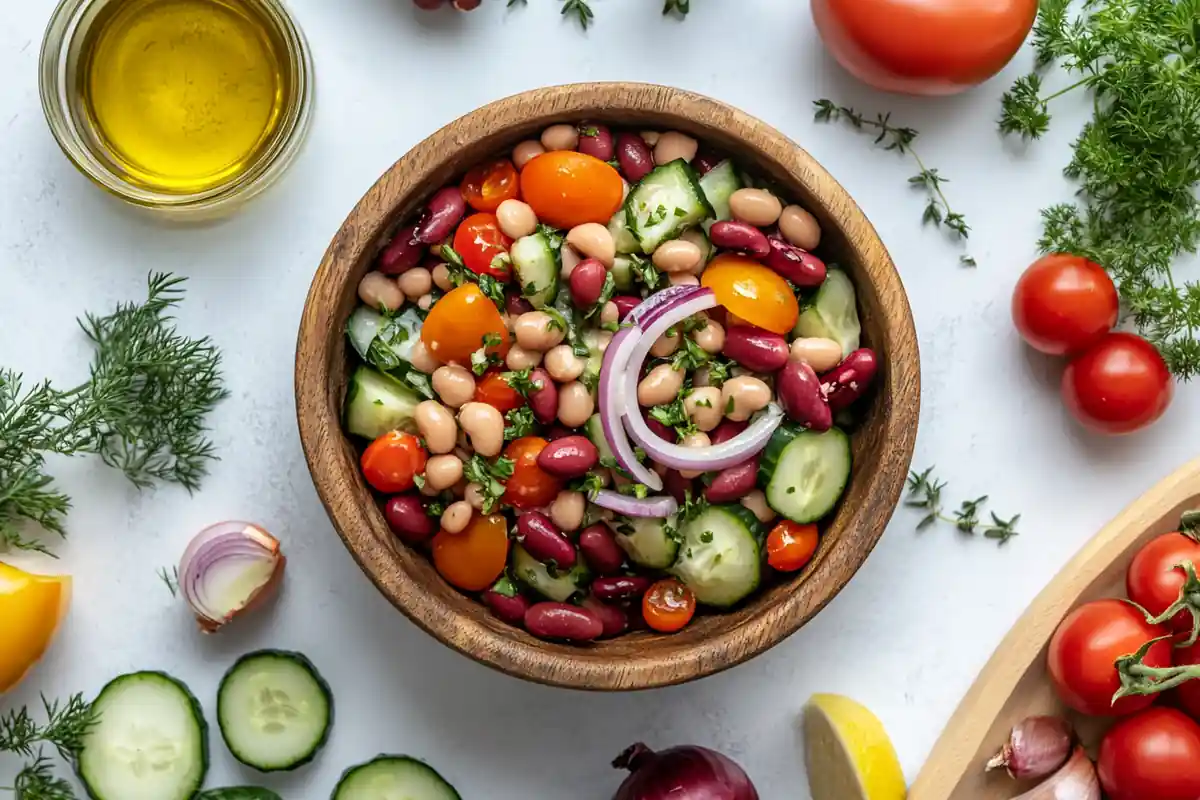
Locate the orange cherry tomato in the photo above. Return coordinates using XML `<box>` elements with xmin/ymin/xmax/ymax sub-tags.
<box><xmin>361</xmin><ymin>431</ymin><xmax>428</xmax><ymax>494</ymax></box>
<box><xmin>453</xmin><ymin>213</ymin><xmax>513</xmax><ymax>279</ymax></box>
<box><xmin>501</xmin><ymin>437</ymin><xmax>562</xmax><ymax>510</ymax></box>
<box><xmin>520</xmin><ymin>151</ymin><xmax>624</xmax><ymax>229</ymax></box>
<box><xmin>766</xmin><ymin>521</ymin><xmax>820</xmax><ymax>572</ymax></box>
<box><xmin>701</xmin><ymin>254</ymin><xmax>800</xmax><ymax>335</ymax></box>
<box><xmin>643</xmin><ymin>578</ymin><xmax>697</xmax><ymax>633</ymax></box>
<box><xmin>461</xmin><ymin>159</ymin><xmax>520</xmax><ymax>213</ymax></box>
<box><xmin>474</xmin><ymin>371</ymin><xmax>525</xmax><ymax>414</ymax></box>
<box><xmin>432</xmin><ymin>513</ymin><xmax>509</xmax><ymax>591</ymax></box>
<box><xmin>421</xmin><ymin>283</ymin><xmax>510</xmax><ymax>366</ymax></box>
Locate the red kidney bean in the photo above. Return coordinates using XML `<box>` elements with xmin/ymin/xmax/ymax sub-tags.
<box><xmin>482</xmin><ymin>588</ymin><xmax>530</xmax><ymax>626</ymax></box>
<box><xmin>570</xmin><ymin>258</ymin><xmax>608</xmax><ymax>308</ymax></box>
<box><xmin>709</xmin><ymin>418</ymin><xmax>747</xmax><ymax>445</ymax></box>
<box><xmin>612</xmin><ymin>295</ymin><xmax>642</xmax><ymax>321</ymax></box>
<box><xmin>706</xmin><ymin>457</ymin><xmax>760</xmax><ymax>503</ymax></box>
<box><xmin>527</xmin><ymin>368</ymin><xmax>559</xmax><ymax>425</ymax></box>
<box><xmin>592</xmin><ymin>575</ymin><xmax>653</xmax><ymax>602</ymax></box>
<box><xmin>723</xmin><ymin>326</ymin><xmax>789</xmax><ymax>373</ymax></box>
<box><xmin>578</xmin><ymin>524</ymin><xmax>625</xmax><ymax>575</ymax></box>
<box><xmin>384</xmin><ymin>493</ymin><xmax>435</xmax><ymax>544</ymax></box>
<box><xmin>378</xmin><ymin>224</ymin><xmax>424</xmax><ymax>275</ymax></box>
<box><xmin>616</xmin><ymin>133</ymin><xmax>654</xmax><ymax>182</ymax></box>
<box><xmin>763</xmin><ymin>237</ymin><xmax>827</xmax><ymax>287</ymax></box>
<box><xmin>536</xmin><ymin>435</ymin><xmax>599</xmax><ymax>478</ymax></box>
<box><xmin>516</xmin><ymin>512</ymin><xmax>577</xmax><ymax>568</ymax></box>
<box><xmin>415</xmin><ymin>187</ymin><xmax>466</xmax><ymax>244</ymax></box>
<box><xmin>709</xmin><ymin>221</ymin><xmax>771</xmax><ymax>258</ymax></box>
<box><xmin>581</xmin><ymin>596</ymin><xmax>629</xmax><ymax>638</ymax></box>
<box><xmin>663</xmin><ymin>469</ymin><xmax>694</xmax><ymax>504</ymax></box>
<box><xmin>692</xmin><ymin>151</ymin><xmax>725</xmax><ymax>176</ymax></box>
<box><xmin>777</xmin><ymin>361</ymin><xmax>833</xmax><ymax>431</ymax></box>
<box><xmin>505</xmin><ymin>292</ymin><xmax>534</xmax><ymax>317</ymax></box>
<box><xmin>577</xmin><ymin>123</ymin><xmax>614</xmax><ymax>162</ymax></box>
<box><xmin>544</xmin><ymin>424</ymin><xmax>576</xmax><ymax>440</ymax></box>
<box><xmin>642</xmin><ymin>409</ymin><xmax>676</xmax><ymax>443</ymax></box>
<box><xmin>525</xmin><ymin>602</ymin><xmax>603</xmax><ymax>642</ymax></box>
<box><xmin>821</xmin><ymin>348</ymin><xmax>879</xmax><ymax>412</ymax></box>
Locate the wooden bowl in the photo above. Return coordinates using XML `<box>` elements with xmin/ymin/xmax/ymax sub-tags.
<box><xmin>911</xmin><ymin>458</ymin><xmax>1200</xmax><ymax>799</ymax></box>
<box><xmin>295</xmin><ymin>83</ymin><xmax>920</xmax><ymax>690</ymax></box>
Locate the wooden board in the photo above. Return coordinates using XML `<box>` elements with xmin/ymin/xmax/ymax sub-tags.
<box><xmin>910</xmin><ymin>458</ymin><xmax>1200</xmax><ymax>799</ymax></box>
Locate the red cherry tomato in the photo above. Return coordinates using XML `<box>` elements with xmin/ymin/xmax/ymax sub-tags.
<box><xmin>1173</xmin><ymin>639</ymin><xmax>1200</xmax><ymax>722</ymax></box>
<box><xmin>1127</xmin><ymin>532</ymin><xmax>1200</xmax><ymax>633</ymax></box>
<box><xmin>361</xmin><ymin>431</ymin><xmax>428</xmax><ymax>494</ymax></box>
<box><xmin>501</xmin><ymin>437</ymin><xmax>563</xmax><ymax>510</ymax></box>
<box><xmin>1047</xmin><ymin>598</ymin><xmax>1172</xmax><ymax>717</ymax></box>
<box><xmin>474</xmin><ymin>371</ymin><xmax>525</xmax><ymax>414</ymax></box>
<box><xmin>812</xmin><ymin>0</ymin><xmax>1038</xmax><ymax>96</ymax></box>
<box><xmin>766</xmin><ymin>521</ymin><xmax>820</xmax><ymax>572</ymax></box>
<box><xmin>453</xmin><ymin>213</ymin><xmax>513</xmax><ymax>279</ymax></box>
<box><xmin>1012</xmin><ymin>254</ymin><xmax>1119</xmax><ymax>355</ymax></box>
<box><xmin>642</xmin><ymin>578</ymin><xmax>696</xmax><ymax>633</ymax></box>
<box><xmin>1098</xmin><ymin>707</ymin><xmax>1200</xmax><ymax>800</ymax></box>
<box><xmin>520</xmin><ymin>151</ymin><xmax>624</xmax><ymax>229</ymax></box>
<box><xmin>461</xmin><ymin>159</ymin><xmax>520</xmax><ymax>213</ymax></box>
<box><xmin>1062</xmin><ymin>332</ymin><xmax>1173</xmax><ymax>435</ymax></box>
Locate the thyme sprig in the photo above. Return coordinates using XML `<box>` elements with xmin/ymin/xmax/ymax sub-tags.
<box><xmin>561</xmin><ymin>0</ymin><xmax>593</xmax><ymax>29</ymax></box>
<box><xmin>906</xmin><ymin>467</ymin><xmax>1021</xmax><ymax>545</ymax></box>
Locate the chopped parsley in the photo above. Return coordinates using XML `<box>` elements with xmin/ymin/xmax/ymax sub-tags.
<box><xmin>617</xmin><ymin>483</ymin><xmax>650</xmax><ymax>499</ymax></box>
<box><xmin>699</xmin><ymin>530</ymin><xmax>714</xmax><ymax>543</ymax></box>
<box><xmin>463</xmin><ymin>454</ymin><xmax>514</xmax><ymax>513</ymax></box>
<box><xmin>503</xmin><ymin>406</ymin><xmax>536</xmax><ymax>441</ymax></box>
<box><xmin>568</xmin><ymin>471</ymin><xmax>607</xmax><ymax>495</ymax></box>
<box><xmin>442</xmin><ymin>245</ymin><xmax>506</xmax><ymax>309</ymax></box>
<box><xmin>503</xmin><ymin>367</ymin><xmax>542</xmax><ymax>398</ymax></box>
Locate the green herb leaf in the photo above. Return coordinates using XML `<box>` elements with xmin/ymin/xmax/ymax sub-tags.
<box><xmin>503</xmin><ymin>406</ymin><xmax>536</xmax><ymax>441</ymax></box>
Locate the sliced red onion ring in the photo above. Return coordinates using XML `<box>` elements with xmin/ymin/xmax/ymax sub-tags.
<box><xmin>591</xmin><ymin>489</ymin><xmax>679</xmax><ymax>518</ymax></box>
<box><xmin>599</xmin><ymin>328</ymin><xmax>663</xmax><ymax>490</ymax></box>
<box><xmin>178</xmin><ymin>521</ymin><xmax>285</xmax><ymax>633</ymax></box>
<box><xmin>627</xmin><ymin>285</ymin><xmax>705</xmax><ymax>327</ymax></box>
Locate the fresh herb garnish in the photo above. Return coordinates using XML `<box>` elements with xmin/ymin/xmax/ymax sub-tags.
<box><xmin>1</xmin><ymin>693</ymin><xmax>95</xmax><ymax>799</ymax></box>
<box><xmin>569</xmin><ymin>471</ymin><xmax>607</xmax><ymax>495</ymax></box>
<box><xmin>906</xmin><ymin>467</ymin><xmax>1021</xmax><ymax>545</ymax></box>
<box><xmin>561</xmin><ymin>0</ymin><xmax>594</xmax><ymax>29</ymax></box>
<box><xmin>704</xmin><ymin>357</ymin><xmax>733</xmax><ymax>388</ymax></box>
<box><xmin>649</xmin><ymin>390</ymin><xmax>698</xmax><ymax>437</ymax></box>
<box><xmin>618</xmin><ymin>483</ymin><xmax>650</xmax><ymax>499</ymax></box>
<box><xmin>627</xmin><ymin>254</ymin><xmax>663</xmax><ymax>291</ymax></box>
<box><xmin>663</xmin><ymin>0</ymin><xmax>689</xmax><ymax>15</ymax></box>
<box><xmin>442</xmin><ymin>246</ymin><xmax>506</xmax><ymax>309</ymax></box>
<box><xmin>491</xmin><ymin>574</ymin><xmax>519</xmax><ymax>597</ymax></box>
<box><xmin>503</xmin><ymin>367</ymin><xmax>542</xmax><ymax>398</ymax></box>
<box><xmin>679</xmin><ymin>489</ymin><xmax>709</xmax><ymax>525</ymax></box>
<box><xmin>158</xmin><ymin>566</ymin><xmax>180</xmax><ymax>597</ymax></box>
<box><xmin>463</xmin><ymin>455</ymin><xmax>514</xmax><ymax>514</ymax></box>
<box><xmin>470</xmin><ymin>333</ymin><xmax>505</xmax><ymax>376</ymax></box>
<box><xmin>643</xmin><ymin>204</ymin><xmax>669</xmax><ymax>228</ymax></box>
<box><xmin>585</xmin><ymin>271</ymin><xmax>617</xmax><ymax>320</ymax></box>
<box><xmin>672</xmin><ymin>336</ymin><xmax>712</xmax><ymax>372</ymax></box>
<box><xmin>504</xmin><ymin>406</ymin><xmax>536</xmax><ymax>441</ymax></box>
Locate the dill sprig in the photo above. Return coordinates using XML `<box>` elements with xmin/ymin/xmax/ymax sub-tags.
<box><xmin>561</xmin><ymin>0</ymin><xmax>593</xmax><ymax>29</ymax></box>
<box><xmin>1</xmin><ymin>694</ymin><xmax>94</xmax><ymax>761</ymax></box>
<box><xmin>998</xmin><ymin>0</ymin><xmax>1200</xmax><ymax>378</ymax></box>
<box><xmin>6</xmin><ymin>755</ymin><xmax>78</xmax><ymax>800</ymax></box>
<box><xmin>158</xmin><ymin>565</ymin><xmax>180</xmax><ymax>597</ymax></box>
<box><xmin>906</xmin><ymin>467</ymin><xmax>1021</xmax><ymax>545</ymax></box>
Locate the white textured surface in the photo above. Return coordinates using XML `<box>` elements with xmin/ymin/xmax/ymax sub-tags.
<box><xmin>2</xmin><ymin>1</ymin><xmax>1198</xmax><ymax>798</ymax></box>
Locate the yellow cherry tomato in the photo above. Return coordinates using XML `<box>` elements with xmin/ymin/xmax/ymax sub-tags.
<box><xmin>0</xmin><ymin>561</ymin><xmax>71</xmax><ymax>693</ymax></box>
<box><xmin>432</xmin><ymin>514</ymin><xmax>509</xmax><ymax>592</ymax></box>
<box><xmin>701</xmin><ymin>254</ymin><xmax>800</xmax><ymax>335</ymax></box>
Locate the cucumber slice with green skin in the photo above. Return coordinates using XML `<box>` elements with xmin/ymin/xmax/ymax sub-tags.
<box><xmin>624</xmin><ymin>160</ymin><xmax>715</xmax><ymax>253</ymax></box>
<box><xmin>689</xmin><ymin>227</ymin><xmax>713</xmax><ymax>263</ymax></box>
<box><xmin>198</xmin><ymin>788</ymin><xmax>283</xmax><ymax>800</ymax></box>
<box><xmin>347</xmin><ymin>307</ymin><xmax>434</xmax><ymax>399</ymax></box>
<box><xmin>511</xmin><ymin>231</ymin><xmax>560</xmax><ymax>309</ymax></box>
<box><xmin>582</xmin><ymin>328</ymin><xmax>607</xmax><ymax>389</ymax></box>
<box><xmin>613</xmin><ymin>515</ymin><xmax>680</xmax><ymax>570</ymax></box>
<box><xmin>217</xmin><ymin>650</ymin><xmax>333</xmax><ymax>773</ymax></box>
<box><xmin>585</xmin><ymin>414</ymin><xmax>617</xmax><ymax>464</ymax></box>
<box><xmin>793</xmin><ymin>268</ymin><xmax>861</xmax><ymax>358</ymax></box>
<box><xmin>512</xmin><ymin>544</ymin><xmax>591</xmax><ymax>602</ymax></box>
<box><xmin>608</xmin><ymin>207</ymin><xmax>642</xmax><ymax>255</ymax></box>
<box><xmin>759</xmin><ymin>424</ymin><xmax>852</xmax><ymax>524</ymax></box>
<box><xmin>344</xmin><ymin>365</ymin><xmax>422</xmax><ymax>440</ymax></box>
<box><xmin>611</xmin><ymin>256</ymin><xmax>635</xmax><ymax>291</ymax></box>
<box><xmin>670</xmin><ymin>504</ymin><xmax>763</xmax><ymax>608</ymax></box>
<box><xmin>77</xmin><ymin>671</ymin><xmax>208</xmax><ymax>800</ymax></box>
<box><xmin>698</xmin><ymin>160</ymin><xmax>744</xmax><ymax>224</ymax></box>
<box><xmin>332</xmin><ymin>755</ymin><xmax>461</xmax><ymax>800</ymax></box>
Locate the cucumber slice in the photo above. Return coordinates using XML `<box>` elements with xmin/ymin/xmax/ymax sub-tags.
<box><xmin>624</xmin><ymin>160</ymin><xmax>715</xmax><ymax>253</ymax></box>
<box><xmin>671</xmin><ymin>504</ymin><xmax>763</xmax><ymax>608</ymax></box>
<box><xmin>511</xmin><ymin>231</ymin><xmax>560</xmax><ymax>309</ymax></box>
<box><xmin>344</xmin><ymin>365</ymin><xmax>421</xmax><ymax>440</ymax></box>
<box><xmin>607</xmin><ymin>207</ymin><xmax>642</xmax><ymax>255</ymax></box>
<box><xmin>698</xmin><ymin>160</ymin><xmax>744</xmax><ymax>224</ymax></box>
<box><xmin>759</xmin><ymin>424</ymin><xmax>852</xmax><ymax>524</ymax></box>
<box><xmin>198</xmin><ymin>789</ymin><xmax>283</xmax><ymax>800</ymax></box>
<box><xmin>613</xmin><ymin>515</ymin><xmax>680</xmax><ymax>570</ymax></box>
<box><xmin>333</xmin><ymin>755</ymin><xmax>460</xmax><ymax>800</ymax></box>
<box><xmin>217</xmin><ymin>650</ymin><xmax>333</xmax><ymax>773</ymax></box>
<box><xmin>585</xmin><ymin>414</ymin><xmax>617</xmax><ymax>465</ymax></box>
<box><xmin>347</xmin><ymin>307</ymin><xmax>433</xmax><ymax>398</ymax></box>
<box><xmin>512</xmin><ymin>544</ymin><xmax>590</xmax><ymax>602</ymax></box>
<box><xmin>793</xmin><ymin>268</ymin><xmax>861</xmax><ymax>358</ymax></box>
<box><xmin>77</xmin><ymin>672</ymin><xmax>208</xmax><ymax>800</ymax></box>
<box><xmin>611</xmin><ymin>256</ymin><xmax>635</xmax><ymax>291</ymax></box>
<box><xmin>581</xmin><ymin>328</ymin><xmax>607</xmax><ymax>389</ymax></box>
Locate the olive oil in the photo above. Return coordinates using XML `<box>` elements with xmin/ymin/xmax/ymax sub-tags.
<box><xmin>79</xmin><ymin>0</ymin><xmax>290</xmax><ymax>195</ymax></box>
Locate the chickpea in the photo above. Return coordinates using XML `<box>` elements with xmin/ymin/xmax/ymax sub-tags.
<box><xmin>425</xmin><ymin>454</ymin><xmax>464</xmax><ymax>492</ymax></box>
<box><xmin>560</xmin><ymin>244</ymin><xmax>583</xmax><ymax>278</ymax></box>
<box><xmin>441</xmin><ymin>501</ymin><xmax>473</xmax><ymax>534</ymax></box>
<box><xmin>506</xmin><ymin>343</ymin><xmax>543</xmax><ymax>371</ymax></box>
<box><xmin>513</xmin><ymin>311</ymin><xmax>566</xmax><ymax>352</ymax></box>
<box><xmin>638</xmin><ymin>364</ymin><xmax>685</xmax><ymax>407</ymax></box>
<box><xmin>415</xmin><ymin>400</ymin><xmax>458</xmax><ymax>454</ymax></box>
<box><xmin>684</xmin><ymin>387</ymin><xmax>723</xmax><ymax>433</ymax></box>
<box><xmin>549</xmin><ymin>490</ymin><xmax>586</xmax><ymax>532</ymax></box>
<box><xmin>693</xmin><ymin>319</ymin><xmax>725</xmax><ymax>354</ymax></box>
<box><xmin>409</xmin><ymin>340</ymin><xmax>441</xmax><ymax>374</ymax></box>
<box><xmin>397</xmin><ymin>266</ymin><xmax>433</xmax><ymax>300</ymax></box>
<box><xmin>669</xmin><ymin>273</ymin><xmax>700</xmax><ymax>287</ymax></box>
<box><xmin>512</xmin><ymin>139</ymin><xmax>546</xmax><ymax>170</ymax></box>
<box><xmin>741</xmin><ymin>490</ymin><xmax>777</xmax><ymax>525</ymax></box>
<box><xmin>721</xmin><ymin>376</ymin><xmax>772</xmax><ymax>422</ymax></box>
<box><xmin>496</xmin><ymin>199</ymin><xmax>538</xmax><ymax>240</ymax></box>
<box><xmin>599</xmin><ymin>301</ymin><xmax>619</xmax><ymax>326</ymax></box>
<box><xmin>778</xmin><ymin>205</ymin><xmax>822</xmax><ymax>251</ymax></box>
<box><xmin>789</xmin><ymin>337</ymin><xmax>844</xmax><ymax>373</ymax></box>
<box><xmin>679</xmin><ymin>431</ymin><xmax>712</xmax><ymax>479</ymax></box>
<box><xmin>432</xmin><ymin>365</ymin><xmax>475</xmax><ymax>407</ymax></box>
<box><xmin>541</xmin><ymin>123</ymin><xmax>579</xmax><ymax>152</ymax></box>
<box><xmin>652</xmin><ymin>239</ymin><xmax>704</xmax><ymax>273</ymax></box>
<box><xmin>431</xmin><ymin>263</ymin><xmax>453</xmax><ymax>291</ymax></box>
<box><xmin>557</xmin><ymin>381</ymin><xmax>594</xmax><ymax>428</ymax></box>
<box><xmin>650</xmin><ymin>330</ymin><xmax>680</xmax><ymax>358</ymax></box>
<box><xmin>729</xmin><ymin>188</ymin><xmax>784</xmax><ymax>228</ymax></box>
<box><xmin>566</xmin><ymin>223</ymin><xmax>615</xmax><ymax>267</ymax></box>
<box><xmin>464</xmin><ymin>483</ymin><xmax>486</xmax><ymax>511</ymax></box>
<box><xmin>640</xmin><ymin>130</ymin><xmax>661</xmax><ymax>146</ymax></box>
<box><xmin>458</xmin><ymin>402</ymin><xmax>505</xmax><ymax>457</ymax></box>
<box><xmin>358</xmin><ymin>272</ymin><xmax>405</xmax><ymax>312</ymax></box>
<box><xmin>544</xmin><ymin>344</ymin><xmax>586</xmax><ymax>383</ymax></box>
<box><xmin>654</xmin><ymin>131</ymin><xmax>699</xmax><ymax>166</ymax></box>
<box><xmin>417</xmin><ymin>293</ymin><xmax>434</xmax><ymax>311</ymax></box>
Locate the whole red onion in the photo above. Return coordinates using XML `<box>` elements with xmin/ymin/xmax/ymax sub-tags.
<box><xmin>612</xmin><ymin>743</ymin><xmax>759</xmax><ymax>800</ymax></box>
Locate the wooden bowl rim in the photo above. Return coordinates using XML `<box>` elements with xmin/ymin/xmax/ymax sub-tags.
<box><xmin>295</xmin><ymin>82</ymin><xmax>920</xmax><ymax>690</ymax></box>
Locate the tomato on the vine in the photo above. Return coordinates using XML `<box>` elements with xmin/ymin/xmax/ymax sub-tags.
<box><xmin>643</xmin><ymin>578</ymin><xmax>696</xmax><ymax>633</ymax></box>
<box><xmin>1127</xmin><ymin>532</ymin><xmax>1200</xmax><ymax>633</ymax></box>
<box><xmin>520</xmin><ymin>151</ymin><xmax>624</xmax><ymax>229</ymax></box>
<box><xmin>1047</xmin><ymin>598</ymin><xmax>1172</xmax><ymax>717</ymax></box>
<box><xmin>501</xmin><ymin>437</ymin><xmax>562</xmax><ymax>510</ymax></box>
<box><xmin>1012</xmin><ymin>254</ymin><xmax>1119</xmax><ymax>356</ymax></box>
<box><xmin>421</xmin><ymin>283</ymin><xmax>510</xmax><ymax>366</ymax></box>
<box><xmin>474</xmin><ymin>371</ymin><xmax>525</xmax><ymax>414</ymax></box>
<box><xmin>361</xmin><ymin>431</ymin><xmax>427</xmax><ymax>494</ymax></box>
<box><xmin>1098</xmin><ymin>707</ymin><xmax>1200</xmax><ymax>800</ymax></box>
<box><xmin>1062</xmin><ymin>332</ymin><xmax>1173</xmax><ymax>435</ymax></box>
<box><xmin>432</xmin><ymin>513</ymin><xmax>509</xmax><ymax>592</ymax></box>
<box><xmin>461</xmin><ymin>159</ymin><xmax>520</xmax><ymax>213</ymax></box>
<box><xmin>453</xmin><ymin>212</ymin><xmax>513</xmax><ymax>279</ymax></box>
<box><xmin>766</xmin><ymin>521</ymin><xmax>820</xmax><ymax>572</ymax></box>
<box><xmin>701</xmin><ymin>255</ymin><xmax>800</xmax><ymax>335</ymax></box>
<box><xmin>1173</xmin><ymin>639</ymin><xmax>1200</xmax><ymax>722</ymax></box>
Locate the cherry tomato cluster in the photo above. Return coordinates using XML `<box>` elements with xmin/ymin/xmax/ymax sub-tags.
<box><xmin>1046</xmin><ymin>524</ymin><xmax>1200</xmax><ymax>799</ymax></box>
<box><xmin>1013</xmin><ymin>254</ymin><xmax>1173</xmax><ymax>434</ymax></box>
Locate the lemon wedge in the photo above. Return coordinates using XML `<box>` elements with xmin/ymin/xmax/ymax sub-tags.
<box><xmin>804</xmin><ymin>693</ymin><xmax>907</xmax><ymax>800</ymax></box>
<box><xmin>0</xmin><ymin>561</ymin><xmax>72</xmax><ymax>694</ymax></box>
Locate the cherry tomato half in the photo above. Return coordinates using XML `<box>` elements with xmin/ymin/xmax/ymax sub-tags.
<box><xmin>501</xmin><ymin>437</ymin><xmax>563</xmax><ymax>510</ymax></box>
<box><xmin>453</xmin><ymin>213</ymin><xmax>513</xmax><ymax>279</ymax></box>
<box><xmin>812</xmin><ymin>0</ymin><xmax>1037</xmax><ymax>96</ymax></box>
<box><xmin>1062</xmin><ymin>332</ymin><xmax>1173</xmax><ymax>435</ymax></box>
<box><xmin>1098</xmin><ymin>707</ymin><xmax>1200</xmax><ymax>800</ymax></box>
<box><xmin>361</xmin><ymin>431</ymin><xmax>428</xmax><ymax>494</ymax></box>
<box><xmin>643</xmin><ymin>578</ymin><xmax>697</xmax><ymax>633</ymax></box>
<box><xmin>474</xmin><ymin>371</ymin><xmax>525</xmax><ymax>414</ymax></box>
<box><xmin>1047</xmin><ymin>598</ymin><xmax>1172</xmax><ymax>717</ymax></box>
<box><xmin>701</xmin><ymin>255</ymin><xmax>800</xmax><ymax>335</ymax></box>
<box><xmin>520</xmin><ymin>151</ymin><xmax>624</xmax><ymax>229</ymax></box>
<box><xmin>432</xmin><ymin>513</ymin><xmax>509</xmax><ymax>592</ymax></box>
<box><xmin>766</xmin><ymin>521</ymin><xmax>820</xmax><ymax>572</ymax></box>
<box><xmin>421</xmin><ymin>283</ymin><xmax>510</xmax><ymax>366</ymax></box>
<box><xmin>1012</xmin><ymin>254</ymin><xmax>1119</xmax><ymax>356</ymax></box>
<box><xmin>1127</xmin><ymin>532</ymin><xmax>1200</xmax><ymax>633</ymax></box>
<box><xmin>461</xmin><ymin>159</ymin><xmax>520</xmax><ymax>213</ymax></box>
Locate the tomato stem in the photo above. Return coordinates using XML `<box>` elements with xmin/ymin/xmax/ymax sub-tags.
<box><xmin>1181</xmin><ymin>509</ymin><xmax>1200</xmax><ymax>541</ymax></box>
<box><xmin>1113</xmin><ymin>634</ymin><xmax>1196</xmax><ymax>702</ymax></box>
<box><xmin>1142</xmin><ymin>559</ymin><xmax>1200</xmax><ymax>647</ymax></box>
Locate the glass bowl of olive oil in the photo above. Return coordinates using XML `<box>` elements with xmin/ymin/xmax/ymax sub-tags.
<box><xmin>40</xmin><ymin>0</ymin><xmax>313</xmax><ymax>218</ymax></box>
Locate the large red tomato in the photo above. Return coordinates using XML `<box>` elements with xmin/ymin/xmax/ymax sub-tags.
<box><xmin>811</xmin><ymin>0</ymin><xmax>1038</xmax><ymax>95</ymax></box>
<box><xmin>1012</xmin><ymin>254</ymin><xmax>1119</xmax><ymax>355</ymax></box>
<box><xmin>1062</xmin><ymin>332</ymin><xmax>1173</xmax><ymax>435</ymax></box>
<box><xmin>1127</xmin><ymin>533</ymin><xmax>1200</xmax><ymax>633</ymax></box>
<box><xmin>1098</xmin><ymin>707</ymin><xmax>1200</xmax><ymax>800</ymax></box>
<box><xmin>1047</xmin><ymin>598</ymin><xmax>1172</xmax><ymax>717</ymax></box>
